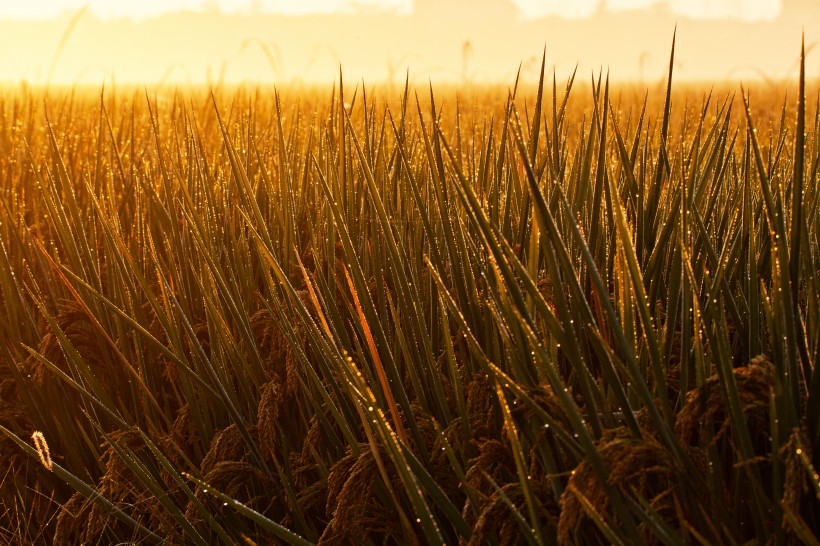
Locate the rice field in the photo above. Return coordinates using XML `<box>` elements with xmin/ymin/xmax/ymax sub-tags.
<box><xmin>1</xmin><ymin>42</ymin><xmax>819</xmax><ymax>545</ymax></box>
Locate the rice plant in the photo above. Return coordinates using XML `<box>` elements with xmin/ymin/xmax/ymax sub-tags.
<box><xmin>1</xmin><ymin>38</ymin><xmax>818</xmax><ymax>544</ymax></box>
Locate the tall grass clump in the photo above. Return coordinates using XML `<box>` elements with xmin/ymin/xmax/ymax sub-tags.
<box><xmin>1</xmin><ymin>39</ymin><xmax>819</xmax><ymax>544</ymax></box>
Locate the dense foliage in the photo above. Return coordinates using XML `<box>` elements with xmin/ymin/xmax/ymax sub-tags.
<box><xmin>1</xmin><ymin>42</ymin><xmax>819</xmax><ymax>544</ymax></box>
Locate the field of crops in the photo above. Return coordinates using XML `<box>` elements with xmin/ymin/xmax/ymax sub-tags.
<box><xmin>1</xmin><ymin>43</ymin><xmax>819</xmax><ymax>545</ymax></box>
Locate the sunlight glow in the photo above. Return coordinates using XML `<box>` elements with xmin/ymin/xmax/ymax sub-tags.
<box><xmin>509</xmin><ymin>0</ymin><xmax>600</xmax><ymax>20</ymax></box>
<box><xmin>216</xmin><ymin>0</ymin><xmax>412</xmax><ymax>17</ymax></box>
<box><xmin>0</xmin><ymin>0</ymin><xmax>413</xmax><ymax>21</ymax></box>
<box><xmin>0</xmin><ymin>0</ymin><xmax>202</xmax><ymax>20</ymax></box>
<box><xmin>0</xmin><ymin>0</ymin><xmax>783</xmax><ymax>22</ymax></box>
<box><xmin>0</xmin><ymin>0</ymin><xmax>806</xmax><ymax>85</ymax></box>
<box><xmin>667</xmin><ymin>0</ymin><xmax>781</xmax><ymax>22</ymax></box>
<box><xmin>512</xmin><ymin>0</ymin><xmax>782</xmax><ymax>21</ymax></box>
<box><xmin>605</xmin><ymin>0</ymin><xmax>659</xmax><ymax>10</ymax></box>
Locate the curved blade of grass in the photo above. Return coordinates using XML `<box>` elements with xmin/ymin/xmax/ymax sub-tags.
<box><xmin>55</xmin><ymin>263</ymin><xmax>217</xmax><ymax>396</ymax></box>
<box><xmin>136</xmin><ymin>430</ymin><xmax>234</xmax><ymax>545</ymax></box>
<box><xmin>605</xmin><ymin>133</ymin><xmax>670</xmax><ymax>418</ymax></box>
<box><xmin>0</xmin><ymin>425</ymin><xmax>164</xmax><ymax>545</ymax></box>
<box><xmin>480</xmin><ymin>470</ymin><xmax>546</xmax><ymax>546</ymax></box>
<box><xmin>425</xmin><ymin>255</ymin><xmax>645</xmax><ymax>543</ymax></box>
<box><xmin>184</xmin><ymin>473</ymin><xmax>314</xmax><ymax>546</ymax></box>
<box><xmin>344</xmin><ymin>369</ymin><xmax>447</xmax><ymax>544</ymax></box>
<box><xmin>21</xmin><ymin>346</ymin><xmax>129</xmax><ymax>429</ymax></box>
<box><xmin>564</xmin><ymin>482</ymin><xmax>627</xmax><ymax>546</ymax></box>
<box><xmin>494</xmin><ymin>379</ymin><xmax>545</xmax><ymax>544</ymax></box>
<box><xmin>742</xmin><ymin>89</ymin><xmax>803</xmax><ymax>431</ymax></box>
<box><xmin>96</xmin><ymin>428</ymin><xmax>210</xmax><ymax>546</ymax></box>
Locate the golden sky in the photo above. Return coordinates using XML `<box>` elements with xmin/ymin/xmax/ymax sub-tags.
<box><xmin>0</xmin><ymin>1</ymin><xmax>816</xmax><ymax>86</ymax></box>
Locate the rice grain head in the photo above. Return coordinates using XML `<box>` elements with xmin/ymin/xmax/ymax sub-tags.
<box><xmin>31</xmin><ymin>431</ymin><xmax>52</xmax><ymax>472</ymax></box>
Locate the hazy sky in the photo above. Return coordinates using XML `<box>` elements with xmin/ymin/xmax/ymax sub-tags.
<box><xmin>0</xmin><ymin>0</ymin><xmax>815</xmax><ymax>86</ymax></box>
<box><xmin>0</xmin><ymin>0</ymin><xmax>784</xmax><ymax>21</ymax></box>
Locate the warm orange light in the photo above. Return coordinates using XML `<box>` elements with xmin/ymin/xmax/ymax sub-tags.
<box><xmin>0</xmin><ymin>0</ymin><xmax>814</xmax><ymax>86</ymax></box>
